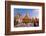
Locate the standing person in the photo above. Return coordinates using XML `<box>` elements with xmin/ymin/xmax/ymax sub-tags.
<box><xmin>34</xmin><ymin>18</ymin><xmax>39</xmax><ymax>27</ymax></box>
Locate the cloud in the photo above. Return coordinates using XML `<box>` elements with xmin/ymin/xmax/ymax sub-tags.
<box><xmin>32</xmin><ymin>9</ymin><xmax>39</xmax><ymax>14</ymax></box>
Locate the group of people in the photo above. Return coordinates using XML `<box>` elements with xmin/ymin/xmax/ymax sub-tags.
<box><xmin>14</xmin><ymin>17</ymin><xmax>39</xmax><ymax>27</ymax></box>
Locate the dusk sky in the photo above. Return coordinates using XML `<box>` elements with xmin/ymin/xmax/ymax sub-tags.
<box><xmin>14</xmin><ymin>8</ymin><xmax>39</xmax><ymax>18</ymax></box>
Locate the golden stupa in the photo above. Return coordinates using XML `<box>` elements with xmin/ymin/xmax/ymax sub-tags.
<box><xmin>22</xmin><ymin>12</ymin><xmax>31</xmax><ymax>24</ymax></box>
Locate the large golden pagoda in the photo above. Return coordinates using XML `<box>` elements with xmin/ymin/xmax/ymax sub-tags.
<box><xmin>22</xmin><ymin>12</ymin><xmax>31</xmax><ymax>24</ymax></box>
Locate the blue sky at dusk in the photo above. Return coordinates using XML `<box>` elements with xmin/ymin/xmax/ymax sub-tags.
<box><xmin>14</xmin><ymin>8</ymin><xmax>39</xmax><ymax>17</ymax></box>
